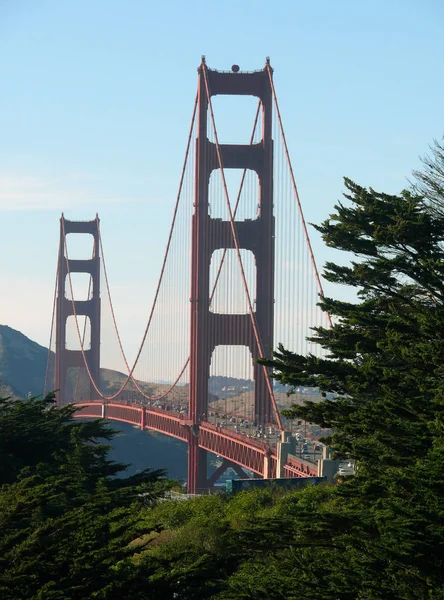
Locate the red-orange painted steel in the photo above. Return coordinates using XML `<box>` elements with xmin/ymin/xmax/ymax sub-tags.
<box><xmin>188</xmin><ymin>59</ymin><xmax>276</xmax><ymax>494</ymax></box>
<box><xmin>55</xmin><ymin>216</ymin><xmax>101</xmax><ymax>405</ymax></box>
<box><xmin>73</xmin><ymin>401</ymin><xmax>315</xmax><ymax>481</ymax></box>
<box><xmin>74</xmin><ymin>403</ymin><xmax>102</xmax><ymax>418</ymax></box>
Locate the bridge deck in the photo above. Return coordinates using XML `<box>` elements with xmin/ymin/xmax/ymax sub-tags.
<box><xmin>73</xmin><ymin>401</ymin><xmax>318</xmax><ymax>480</ymax></box>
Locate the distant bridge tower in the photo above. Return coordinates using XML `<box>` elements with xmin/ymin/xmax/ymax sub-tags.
<box><xmin>55</xmin><ymin>216</ymin><xmax>101</xmax><ymax>404</ymax></box>
<box><xmin>188</xmin><ymin>58</ymin><xmax>275</xmax><ymax>493</ymax></box>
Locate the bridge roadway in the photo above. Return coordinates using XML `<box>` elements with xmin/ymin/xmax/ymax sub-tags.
<box><xmin>73</xmin><ymin>401</ymin><xmax>318</xmax><ymax>480</ymax></box>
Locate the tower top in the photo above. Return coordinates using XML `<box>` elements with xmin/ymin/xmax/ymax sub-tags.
<box><xmin>197</xmin><ymin>57</ymin><xmax>273</xmax><ymax>74</ymax></box>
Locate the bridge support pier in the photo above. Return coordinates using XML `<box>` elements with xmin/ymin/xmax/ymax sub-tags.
<box><xmin>263</xmin><ymin>450</ymin><xmax>272</xmax><ymax>479</ymax></box>
<box><xmin>207</xmin><ymin>458</ymin><xmax>249</xmax><ymax>488</ymax></box>
<box><xmin>188</xmin><ymin>434</ymin><xmax>207</xmax><ymax>494</ymax></box>
<box><xmin>317</xmin><ymin>446</ymin><xmax>340</xmax><ymax>483</ymax></box>
<box><xmin>276</xmin><ymin>440</ymin><xmax>291</xmax><ymax>478</ymax></box>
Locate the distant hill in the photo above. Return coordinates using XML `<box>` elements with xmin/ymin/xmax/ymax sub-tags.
<box><xmin>0</xmin><ymin>325</ymin><xmax>155</xmax><ymax>400</ymax></box>
<box><xmin>209</xmin><ymin>376</ymin><xmax>254</xmax><ymax>398</ymax></box>
<box><xmin>0</xmin><ymin>325</ymin><xmax>49</xmax><ymax>398</ymax></box>
<box><xmin>208</xmin><ymin>375</ymin><xmax>311</xmax><ymax>398</ymax></box>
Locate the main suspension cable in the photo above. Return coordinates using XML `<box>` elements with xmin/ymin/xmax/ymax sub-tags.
<box><xmin>209</xmin><ymin>100</ymin><xmax>261</xmax><ymax>304</ymax></box>
<box><xmin>73</xmin><ymin>260</ymin><xmax>93</xmax><ymax>401</ymax></box>
<box><xmin>43</xmin><ymin>250</ymin><xmax>60</xmax><ymax>397</ymax></box>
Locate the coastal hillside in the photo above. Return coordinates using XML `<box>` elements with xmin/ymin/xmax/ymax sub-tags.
<box><xmin>0</xmin><ymin>325</ymin><xmax>48</xmax><ymax>399</ymax></box>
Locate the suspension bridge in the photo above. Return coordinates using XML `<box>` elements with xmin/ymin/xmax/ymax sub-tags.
<box><xmin>44</xmin><ymin>58</ymin><xmax>330</xmax><ymax>494</ymax></box>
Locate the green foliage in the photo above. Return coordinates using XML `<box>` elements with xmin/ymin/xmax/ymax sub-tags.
<box><xmin>412</xmin><ymin>137</ymin><xmax>444</xmax><ymax>216</ymax></box>
<box><xmin>0</xmin><ymin>393</ymin><xmax>171</xmax><ymax>599</ymax></box>
<box><xmin>256</xmin><ymin>178</ymin><xmax>444</xmax><ymax>597</ymax></box>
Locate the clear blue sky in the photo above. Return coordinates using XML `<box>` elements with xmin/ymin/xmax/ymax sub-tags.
<box><xmin>0</xmin><ymin>0</ymin><xmax>443</xmax><ymax>365</ymax></box>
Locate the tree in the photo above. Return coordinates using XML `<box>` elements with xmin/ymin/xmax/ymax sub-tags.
<box><xmin>0</xmin><ymin>393</ymin><xmax>171</xmax><ymax>599</ymax></box>
<box><xmin>258</xmin><ymin>178</ymin><xmax>444</xmax><ymax>597</ymax></box>
<box><xmin>412</xmin><ymin>137</ymin><xmax>444</xmax><ymax>216</ymax></box>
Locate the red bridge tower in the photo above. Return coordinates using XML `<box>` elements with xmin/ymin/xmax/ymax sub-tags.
<box><xmin>188</xmin><ymin>59</ymin><xmax>275</xmax><ymax>492</ymax></box>
<box><xmin>55</xmin><ymin>216</ymin><xmax>101</xmax><ymax>404</ymax></box>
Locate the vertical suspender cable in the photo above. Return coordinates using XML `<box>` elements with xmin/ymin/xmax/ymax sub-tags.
<box><xmin>265</xmin><ymin>66</ymin><xmax>332</xmax><ymax>328</ymax></box>
<box><xmin>63</xmin><ymin>95</ymin><xmax>198</xmax><ymax>401</ymax></box>
<box><xmin>202</xmin><ymin>66</ymin><xmax>283</xmax><ymax>431</ymax></box>
<box><xmin>208</xmin><ymin>101</ymin><xmax>261</xmax><ymax>425</ymax></box>
<box><xmin>73</xmin><ymin>267</ymin><xmax>93</xmax><ymax>401</ymax></box>
<box><xmin>44</xmin><ymin>254</ymin><xmax>60</xmax><ymax>397</ymax></box>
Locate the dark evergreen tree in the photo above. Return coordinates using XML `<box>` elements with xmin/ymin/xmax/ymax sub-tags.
<box><xmin>412</xmin><ymin>136</ymin><xmax>444</xmax><ymax>216</ymax></box>
<box><xmin>258</xmin><ymin>178</ymin><xmax>444</xmax><ymax>597</ymax></box>
<box><xmin>0</xmin><ymin>393</ymin><xmax>171</xmax><ymax>599</ymax></box>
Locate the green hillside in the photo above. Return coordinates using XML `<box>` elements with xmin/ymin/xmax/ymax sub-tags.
<box><xmin>99</xmin><ymin>367</ymin><xmax>153</xmax><ymax>396</ymax></box>
<box><xmin>0</xmin><ymin>325</ymin><xmax>48</xmax><ymax>398</ymax></box>
<box><xmin>0</xmin><ymin>381</ymin><xmax>16</xmax><ymax>399</ymax></box>
<box><xmin>0</xmin><ymin>325</ymin><xmax>156</xmax><ymax>399</ymax></box>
